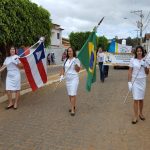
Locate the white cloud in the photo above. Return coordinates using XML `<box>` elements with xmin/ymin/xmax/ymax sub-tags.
<box><xmin>31</xmin><ymin>0</ymin><xmax>150</xmax><ymax>39</ymax></box>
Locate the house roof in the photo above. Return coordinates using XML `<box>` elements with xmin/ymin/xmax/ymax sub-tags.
<box><xmin>145</xmin><ymin>33</ymin><xmax>150</xmax><ymax>40</ymax></box>
<box><xmin>62</xmin><ymin>37</ymin><xmax>70</xmax><ymax>48</ymax></box>
<box><xmin>52</xmin><ymin>23</ymin><xmax>64</xmax><ymax>30</ymax></box>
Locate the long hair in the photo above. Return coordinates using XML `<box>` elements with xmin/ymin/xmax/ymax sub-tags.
<box><xmin>66</xmin><ymin>47</ymin><xmax>76</xmax><ymax>59</ymax></box>
<box><xmin>7</xmin><ymin>46</ymin><xmax>17</xmax><ymax>57</ymax></box>
<box><xmin>134</xmin><ymin>45</ymin><xmax>145</xmax><ymax>58</ymax></box>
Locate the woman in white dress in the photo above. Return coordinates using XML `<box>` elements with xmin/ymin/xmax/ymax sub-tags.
<box><xmin>0</xmin><ymin>47</ymin><xmax>22</xmax><ymax>109</ymax></box>
<box><xmin>60</xmin><ymin>47</ymin><xmax>80</xmax><ymax>116</ymax></box>
<box><xmin>128</xmin><ymin>46</ymin><xmax>149</xmax><ymax>124</ymax></box>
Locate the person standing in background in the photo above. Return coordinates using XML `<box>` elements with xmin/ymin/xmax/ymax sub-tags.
<box><xmin>47</xmin><ymin>53</ymin><xmax>51</xmax><ymax>65</ymax></box>
<box><xmin>97</xmin><ymin>48</ymin><xmax>105</xmax><ymax>82</ymax></box>
<box><xmin>104</xmin><ymin>50</ymin><xmax>109</xmax><ymax>78</ymax></box>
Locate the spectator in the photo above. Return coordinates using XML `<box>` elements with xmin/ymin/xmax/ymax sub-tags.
<box><xmin>61</xmin><ymin>50</ymin><xmax>67</xmax><ymax>61</ymax></box>
<box><xmin>97</xmin><ymin>48</ymin><xmax>105</xmax><ymax>82</ymax></box>
<box><xmin>51</xmin><ymin>52</ymin><xmax>55</xmax><ymax>64</ymax></box>
<box><xmin>47</xmin><ymin>53</ymin><xmax>51</xmax><ymax>65</ymax></box>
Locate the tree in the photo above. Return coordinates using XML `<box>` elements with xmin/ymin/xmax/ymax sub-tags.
<box><xmin>69</xmin><ymin>32</ymin><xmax>91</xmax><ymax>51</ymax></box>
<box><xmin>69</xmin><ymin>32</ymin><xmax>109</xmax><ymax>52</ymax></box>
<box><xmin>115</xmin><ymin>37</ymin><xmax>140</xmax><ymax>47</ymax></box>
<box><xmin>126</xmin><ymin>37</ymin><xmax>140</xmax><ymax>47</ymax></box>
<box><xmin>97</xmin><ymin>36</ymin><xmax>109</xmax><ymax>51</ymax></box>
<box><xmin>0</xmin><ymin>0</ymin><xmax>52</xmax><ymax>62</ymax></box>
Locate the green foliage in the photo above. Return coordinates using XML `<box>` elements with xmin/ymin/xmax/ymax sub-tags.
<box><xmin>0</xmin><ymin>0</ymin><xmax>52</xmax><ymax>57</ymax></box>
<box><xmin>69</xmin><ymin>31</ymin><xmax>109</xmax><ymax>52</ymax></box>
<box><xmin>97</xmin><ymin>36</ymin><xmax>109</xmax><ymax>51</ymax></box>
<box><xmin>69</xmin><ymin>31</ymin><xmax>91</xmax><ymax>51</ymax></box>
<box><xmin>126</xmin><ymin>37</ymin><xmax>140</xmax><ymax>47</ymax></box>
<box><xmin>115</xmin><ymin>37</ymin><xmax>140</xmax><ymax>47</ymax></box>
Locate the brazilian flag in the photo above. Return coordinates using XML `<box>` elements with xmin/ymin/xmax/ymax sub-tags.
<box><xmin>78</xmin><ymin>29</ymin><xmax>97</xmax><ymax>91</ymax></box>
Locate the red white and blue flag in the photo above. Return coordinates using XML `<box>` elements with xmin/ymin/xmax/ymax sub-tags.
<box><xmin>19</xmin><ymin>42</ymin><xmax>47</xmax><ymax>91</ymax></box>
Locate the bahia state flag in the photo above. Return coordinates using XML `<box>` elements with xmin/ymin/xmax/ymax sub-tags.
<box><xmin>19</xmin><ymin>42</ymin><xmax>47</xmax><ymax>91</ymax></box>
<box><xmin>78</xmin><ymin>29</ymin><xmax>97</xmax><ymax>91</ymax></box>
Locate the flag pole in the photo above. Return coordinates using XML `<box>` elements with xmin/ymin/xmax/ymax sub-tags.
<box><xmin>19</xmin><ymin>37</ymin><xmax>45</xmax><ymax>57</ymax></box>
<box><xmin>95</xmin><ymin>17</ymin><xmax>105</xmax><ymax>31</ymax></box>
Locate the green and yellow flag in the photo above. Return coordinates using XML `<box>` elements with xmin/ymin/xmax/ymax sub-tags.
<box><xmin>78</xmin><ymin>29</ymin><xmax>97</xmax><ymax>91</ymax></box>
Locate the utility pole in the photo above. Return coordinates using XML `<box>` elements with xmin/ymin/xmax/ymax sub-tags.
<box><xmin>135</xmin><ymin>29</ymin><xmax>139</xmax><ymax>45</ymax></box>
<box><xmin>131</xmin><ymin>10</ymin><xmax>144</xmax><ymax>45</ymax></box>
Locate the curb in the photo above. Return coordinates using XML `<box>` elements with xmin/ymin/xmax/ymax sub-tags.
<box><xmin>0</xmin><ymin>70</ymin><xmax>85</xmax><ymax>103</ymax></box>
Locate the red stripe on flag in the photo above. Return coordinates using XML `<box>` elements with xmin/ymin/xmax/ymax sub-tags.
<box><xmin>19</xmin><ymin>58</ymin><xmax>38</xmax><ymax>91</ymax></box>
<box><xmin>36</xmin><ymin>61</ymin><xmax>47</xmax><ymax>83</ymax></box>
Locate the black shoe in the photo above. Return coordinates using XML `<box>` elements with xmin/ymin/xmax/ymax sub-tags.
<box><xmin>101</xmin><ymin>80</ymin><xmax>104</xmax><ymax>83</ymax></box>
<box><xmin>5</xmin><ymin>105</ymin><xmax>13</xmax><ymax>110</ymax></box>
<box><xmin>71</xmin><ymin>112</ymin><xmax>75</xmax><ymax>116</ymax></box>
<box><xmin>132</xmin><ymin>119</ymin><xmax>138</xmax><ymax>124</ymax></box>
<box><xmin>139</xmin><ymin>115</ymin><xmax>145</xmax><ymax>121</ymax></box>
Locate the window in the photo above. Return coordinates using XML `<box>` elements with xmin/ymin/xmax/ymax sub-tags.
<box><xmin>57</xmin><ymin>33</ymin><xmax>60</xmax><ymax>39</ymax></box>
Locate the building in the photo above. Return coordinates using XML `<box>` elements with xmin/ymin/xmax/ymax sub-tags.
<box><xmin>143</xmin><ymin>33</ymin><xmax>150</xmax><ymax>52</ymax></box>
<box><xmin>62</xmin><ymin>37</ymin><xmax>70</xmax><ymax>49</ymax></box>
<box><xmin>51</xmin><ymin>23</ymin><xmax>64</xmax><ymax>47</ymax></box>
<box><xmin>46</xmin><ymin>23</ymin><xmax>65</xmax><ymax>64</ymax></box>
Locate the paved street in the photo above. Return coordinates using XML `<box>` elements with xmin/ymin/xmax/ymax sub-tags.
<box><xmin>0</xmin><ymin>67</ymin><xmax>150</xmax><ymax>150</ymax></box>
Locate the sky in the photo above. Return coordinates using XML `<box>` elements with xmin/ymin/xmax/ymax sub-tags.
<box><xmin>31</xmin><ymin>0</ymin><xmax>150</xmax><ymax>39</ymax></box>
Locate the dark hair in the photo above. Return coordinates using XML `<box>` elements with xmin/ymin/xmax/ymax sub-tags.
<box><xmin>8</xmin><ymin>46</ymin><xmax>17</xmax><ymax>56</ymax></box>
<box><xmin>66</xmin><ymin>47</ymin><xmax>76</xmax><ymax>59</ymax></box>
<box><xmin>134</xmin><ymin>45</ymin><xmax>145</xmax><ymax>58</ymax></box>
<box><xmin>63</xmin><ymin>47</ymin><xmax>76</xmax><ymax>69</ymax></box>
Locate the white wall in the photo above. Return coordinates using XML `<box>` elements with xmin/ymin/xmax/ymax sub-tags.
<box><xmin>51</xmin><ymin>28</ymin><xmax>62</xmax><ymax>46</ymax></box>
<box><xmin>45</xmin><ymin>47</ymin><xmax>65</xmax><ymax>65</ymax></box>
<box><xmin>147</xmin><ymin>40</ymin><xmax>150</xmax><ymax>52</ymax></box>
<box><xmin>143</xmin><ymin>39</ymin><xmax>150</xmax><ymax>52</ymax></box>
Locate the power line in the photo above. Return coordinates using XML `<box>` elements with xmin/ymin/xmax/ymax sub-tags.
<box><xmin>131</xmin><ymin>10</ymin><xmax>144</xmax><ymax>44</ymax></box>
<box><xmin>143</xmin><ymin>19</ymin><xmax>150</xmax><ymax>31</ymax></box>
<box><xmin>144</xmin><ymin>11</ymin><xmax>150</xmax><ymax>24</ymax></box>
<box><xmin>142</xmin><ymin>11</ymin><xmax>150</xmax><ymax>32</ymax></box>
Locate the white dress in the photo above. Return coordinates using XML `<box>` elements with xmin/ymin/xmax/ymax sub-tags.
<box><xmin>3</xmin><ymin>55</ymin><xmax>21</xmax><ymax>91</ymax></box>
<box><xmin>129</xmin><ymin>58</ymin><xmax>148</xmax><ymax>100</ymax></box>
<box><xmin>64</xmin><ymin>57</ymin><xmax>80</xmax><ymax>96</ymax></box>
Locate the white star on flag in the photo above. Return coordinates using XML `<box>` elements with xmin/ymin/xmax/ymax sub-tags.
<box><xmin>36</xmin><ymin>51</ymin><xmax>42</xmax><ymax>61</ymax></box>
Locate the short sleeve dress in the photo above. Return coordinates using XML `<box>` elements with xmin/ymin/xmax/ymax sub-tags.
<box><xmin>3</xmin><ymin>55</ymin><xmax>21</xmax><ymax>91</ymax></box>
<box><xmin>64</xmin><ymin>57</ymin><xmax>80</xmax><ymax>96</ymax></box>
<box><xmin>129</xmin><ymin>58</ymin><xmax>148</xmax><ymax>100</ymax></box>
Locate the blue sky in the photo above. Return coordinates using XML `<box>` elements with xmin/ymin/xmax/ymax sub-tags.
<box><xmin>32</xmin><ymin>0</ymin><xmax>150</xmax><ymax>39</ymax></box>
